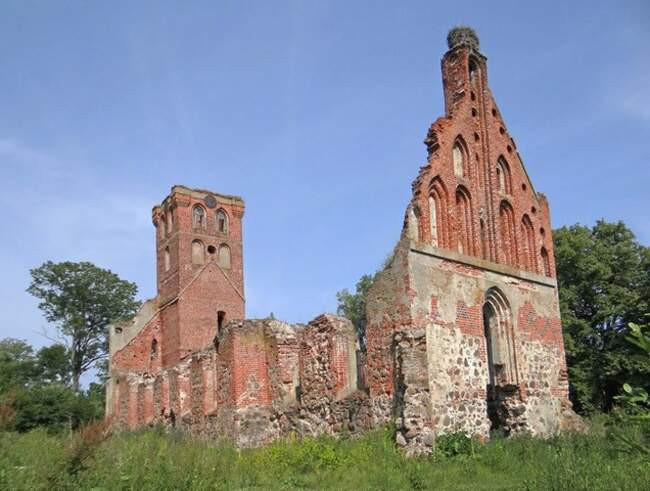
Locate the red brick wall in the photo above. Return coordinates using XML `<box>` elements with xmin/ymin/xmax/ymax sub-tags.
<box><xmin>330</xmin><ymin>333</ymin><xmax>350</xmax><ymax>397</ymax></box>
<box><xmin>150</xmin><ymin>187</ymin><xmax>245</xmax><ymax>368</ymax></box>
<box><xmin>231</xmin><ymin>330</ymin><xmax>272</xmax><ymax>409</ymax></box>
<box><xmin>161</xmin><ymin>303</ymin><xmax>180</xmax><ymax>367</ymax></box>
<box><xmin>414</xmin><ymin>44</ymin><xmax>556</xmax><ymax>278</ymax></box>
<box><xmin>517</xmin><ymin>301</ymin><xmax>564</xmax><ymax>348</ymax></box>
<box><xmin>111</xmin><ymin>314</ymin><xmax>163</xmax><ymax>375</ymax></box>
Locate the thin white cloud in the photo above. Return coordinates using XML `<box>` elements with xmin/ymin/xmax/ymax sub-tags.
<box><xmin>0</xmin><ymin>138</ymin><xmax>63</xmax><ymax>175</ymax></box>
<box><xmin>617</xmin><ymin>70</ymin><xmax>650</xmax><ymax>122</ymax></box>
<box><xmin>0</xmin><ymin>137</ymin><xmax>154</xmax><ymax>258</ymax></box>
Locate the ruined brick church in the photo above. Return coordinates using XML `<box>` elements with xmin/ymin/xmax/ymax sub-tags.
<box><xmin>107</xmin><ymin>27</ymin><xmax>581</xmax><ymax>454</ymax></box>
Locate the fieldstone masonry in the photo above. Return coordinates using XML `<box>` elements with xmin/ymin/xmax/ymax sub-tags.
<box><xmin>107</xmin><ymin>27</ymin><xmax>582</xmax><ymax>454</ymax></box>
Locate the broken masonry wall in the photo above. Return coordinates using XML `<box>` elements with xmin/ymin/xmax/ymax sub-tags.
<box><xmin>295</xmin><ymin>314</ymin><xmax>370</xmax><ymax>437</ymax></box>
<box><xmin>106</xmin><ymin>307</ymin><xmax>163</xmax><ymax>419</ymax></box>
<box><xmin>220</xmin><ymin>320</ymin><xmax>283</xmax><ymax>448</ymax></box>
<box><xmin>365</xmin><ymin>238</ymin><xmax>414</xmax><ymax>427</ymax></box>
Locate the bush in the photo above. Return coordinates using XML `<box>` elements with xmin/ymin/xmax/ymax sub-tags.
<box><xmin>9</xmin><ymin>385</ymin><xmax>103</xmax><ymax>434</ymax></box>
<box><xmin>434</xmin><ymin>432</ymin><xmax>476</xmax><ymax>458</ymax></box>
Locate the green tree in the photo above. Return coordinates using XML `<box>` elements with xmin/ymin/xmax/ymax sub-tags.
<box><xmin>554</xmin><ymin>220</ymin><xmax>650</xmax><ymax>414</ymax></box>
<box><xmin>610</xmin><ymin>321</ymin><xmax>650</xmax><ymax>455</ymax></box>
<box><xmin>27</xmin><ymin>261</ymin><xmax>140</xmax><ymax>392</ymax></box>
<box><xmin>36</xmin><ymin>344</ymin><xmax>71</xmax><ymax>386</ymax></box>
<box><xmin>0</xmin><ymin>338</ymin><xmax>105</xmax><ymax>432</ymax></box>
<box><xmin>336</xmin><ymin>274</ymin><xmax>375</xmax><ymax>350</ymax></box>
<box><xmin>0</xmin><ymin>339</ymin><xmax>39</xmax><ymax>393</ymax></box>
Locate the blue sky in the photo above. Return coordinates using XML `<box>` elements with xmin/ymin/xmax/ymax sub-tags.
<box><xmin>1</xmin><ymin>1</ymin><xmax>648</xmax><ymax>349</ymax></box>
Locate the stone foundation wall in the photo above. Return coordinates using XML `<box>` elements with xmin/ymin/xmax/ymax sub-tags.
<box><xmin>362</xmin><ymin>236</ymin><xmax>580</xmax><ymax>455</ymax></box>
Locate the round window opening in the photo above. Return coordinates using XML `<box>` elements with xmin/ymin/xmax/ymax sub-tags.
<box><xmin>207</xmin><ymin>245</ymin><xmax>217</xmax><ymax>254</ymax></box>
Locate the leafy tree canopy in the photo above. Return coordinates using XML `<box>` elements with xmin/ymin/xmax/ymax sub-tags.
<box><xmin>27</xmin><ymin>261</ymin><xmax>140</xmax><ymax>392</ymax></box>
<box><xmin>0</xmin><ymin>339</ymin><xmax>39</xmax><ymax>393</ymax></box>
<box><xmin>554</xmin><ymin>220</ymin><xmax>650</xmax><ymax>413</ymax></box>
<box><xmin>0</xmin><ymin>338</ymin><xmax>105</xmax><ymax>432</ymax></box>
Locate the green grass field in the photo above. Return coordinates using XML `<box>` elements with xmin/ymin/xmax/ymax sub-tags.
<box><xmin>0</xmin><ymin>418</ymin><xmax>648</xmax><ymax>490</ymax></box>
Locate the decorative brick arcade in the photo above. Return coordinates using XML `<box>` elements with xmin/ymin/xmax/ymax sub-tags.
<box><xmin>107</xmin><ymin>27</ymin><xmax>582</xmax><ymax>455</ymax></box>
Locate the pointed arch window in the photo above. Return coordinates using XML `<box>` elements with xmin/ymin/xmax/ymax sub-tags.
<box><xmin>521</xmin><ymin>214</ymin><xmax>537</xmax><ymax>272</ymax></box>
<box><xmin>452</xmin><ymin>137</ymin><xmax>469</xmax><ymax>179</ymax></box>
<box><xmin>499</xmin><ymin>200</ymin><xmax>516</xmax><ymax>266</ymax></box>
<box><xmin>218</xmin><ymin>244</ymin><xmax>231</xmax><ymax>268</ymax></box>
<box><xmin>429</xmin><ymin>177</ymin><xmax>449</xmax><ymax>248</ymax></box>
<box><xmin>496</xmin><ymin>156</ymin><xmax>512</xmax><ymax>195</ymax></box>
<box><xmin>541</xmin><ymin>247</ymin><xmax>551</xmax><ymax>277</ymax></box>
<box><xmin>191</xmin><ymin>239</ymin><xmax>205</xmax><ymax>265</ymax></box>
<box><xmin>192</xmin><ymin>205</ymin><xmax>206</xmax><ymax>229</ymax></box>
<box><xmin>480</xmin><ymin>218</ymin><xmax>487</xmax><ymax>260</ymax></box>
<box><xmin>216</xmin><ymin>209</ymin><xmax>229</xmax><ymax>234</ymax></box>
<box><xmin>468</xmin><ymin>57</ymin><xmax>479</xmax><ymax>87</ymax></box>
<box><xmin>408</xmin><ymin>205</ymin><xmax>420</xmax><ymax>242</ymax></box>
<box><xmin>483</xmin><ymin>288</ymin><xmax>518</xmax><ymax>388</ymax></box>
<box><xmin>428</xmin><ymin>196</ymin><xmax>438</xmax><ymax>246</ymax></box>
<box><xmin>455</xmin><ymin>186</ymin><xmax>474</xmax><ymax>255</ymax></box>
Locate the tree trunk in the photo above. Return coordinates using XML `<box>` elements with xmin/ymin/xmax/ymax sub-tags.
<box><xmin>71</xmin><ymin>345</ymin><xmax>82</xmax><ymax>393</ymax></box>
<box><xmin>72</xmin><ymin>371</ymin><xmax>81</xmax><ymax>393</ymax></box>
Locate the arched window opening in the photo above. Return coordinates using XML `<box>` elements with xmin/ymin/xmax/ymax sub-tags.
<box><xmin>161</xmin><ymin>215</ymin><xmax>167</xmax><ymax>236</ymax></box>
<box><xmin>408</xmin><ymin>205</ymin><xmax>420</xmax><ymax>242</ymax></box>
<box><xmin>150</xmin><ymin>338</ymin><xmax>158</xmax><ymax>360</ymax></box>
<box><xmin>216</xmin><ymin>209</ymin><xmax>229</xmax><ymax>234</ymax></box>
<box><xmin>483</xmin><ymin>287</ymin><xmax>518</xmax><ymax>430</ymax></box>
<box><xmin>455</xmin><ymin>186</ymin><xmax>474</xmax><ymax>255</ymax></box>
<box><xmin>499</xmin><ymin>201</ymin><xmax>516</xmax><ymax>266</ymax></box>
<box><xmin>496</xmin><ymin>157</ymin><xmax>512</xmax><ymax>195</ymax></box>
<box><xmin>164</xmin><ymin>246</ymin><xmax>171</xmax><ymax>272</ymax></box>
<box><xmin>192</xmin><ymin>205</ymin><xmax>206</xmax><ymax>229</ymax></box>
<box><xmin>217</xmin><ymin>311</ymin><xmax>226</xmax><ymax>333</ymax></box>
<box><xmin>541</xmin><ymin>247</ymin><xmax>551</xmax><ymax>277</ymax></box>
<box><xmin>452</xmin><ymin>137</ymin><xmax>469</xmax><ymax>179</ymax></box>
<box><xmin>218</xmin><ymin>244</ymin><xmax>231</xmax><ymax>268</ymax></box>
<box><xmin>429</xmin><ymin>177</ymin><xmax>449</xmax><ymax>248</ymax></box>
<box><xmin>428</xmin><ymin>196</ymin><xmax>438</xmax><ymax>246</ymax></box>
<box><xmin>468</xmin><ymin>58</ymin><xmax>479</xmax><ymax>86</ymax></box>
<box><xmin>480</xmin><ymin>218</ymin><xmax>487</xmax><ymax>260</ymax></box>
<box><xmin>453</xmin><ymin>143</ymin><xmax>463</xmax><ymax>178</ymax></box>
<box><xmin>521</xmin><ymin>214</ymin><xmax>537</xmax><ymax>272</ymax></box>
<box><xmin>191</xmin><ymin>240</ymin><xmax>205</xmax><ymax>265</ymax></box>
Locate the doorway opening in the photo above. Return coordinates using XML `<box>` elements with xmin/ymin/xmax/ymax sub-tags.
<box><xmin>483</xmin><ymin>287</ymin><xmax>517</xmax><ymax>431</ymax></box>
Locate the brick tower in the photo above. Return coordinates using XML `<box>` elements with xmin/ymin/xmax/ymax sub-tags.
<box><xmin>106</xmin><ymin>186</ymin><xmax>245</xmax><ymax>420</ymax></box>
<box><xmin>151</xmin><ymin>186</ymin><xmax>245</xmax><ymax>366</ymax></box>
<box><xmin>365</xmin><ymin>27</ymin><xmax>580</xmax><ymax>455</ymax></box>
